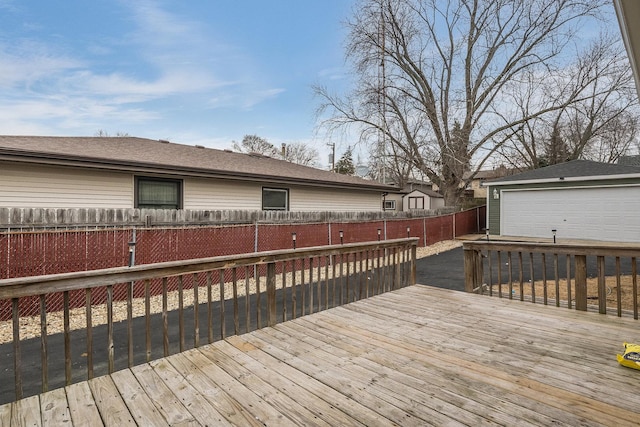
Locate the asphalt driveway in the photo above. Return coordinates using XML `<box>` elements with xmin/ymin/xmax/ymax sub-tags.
<box><xmin>416</xmin><ymin>247</ymin><xmax>466</xmax><ymax>291</ymax></box>
<box><xmin>415</xmin><ymin>245</ymin><xmax>636</xmax><ymax>292</ymax></box>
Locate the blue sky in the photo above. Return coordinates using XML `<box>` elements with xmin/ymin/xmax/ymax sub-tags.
<box><xmin>0</xmin><ymin>0</ymin><xmax>356</xmax><ymax>167</ymax></box>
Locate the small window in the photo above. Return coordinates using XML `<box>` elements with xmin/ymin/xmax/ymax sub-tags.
<box><xmin>383</xmin><ymin>200</ymin><xmax>396</xmax><ymax>210</ymax></box>
<box><xmin>408</xmin><ymin>196</ymin><xmax>425</xmax><ymax>210</ymax></box>
<box><xmin>136</xmin><ymin>177</ymin><xmax>182</xmax><ymax>209</ymax></box>
<box><xmin>262</xmin><ymin>187</ymin><xmax>289</xmax><ymax>210</ymax></box>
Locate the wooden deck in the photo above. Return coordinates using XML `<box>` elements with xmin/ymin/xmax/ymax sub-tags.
<box><xmin>1</xmin><ymin>284</ymin><xmax>639</xmax><ymax>426</ymax></box>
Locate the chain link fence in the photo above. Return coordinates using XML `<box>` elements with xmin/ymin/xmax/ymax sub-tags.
<box><xmin>0</xmin><ymin>206</ymin><xmax>485</xmax><ymax>320</ymax></box>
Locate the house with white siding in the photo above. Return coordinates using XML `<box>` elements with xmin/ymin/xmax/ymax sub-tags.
<box><xmin>0</xmin><ymin>136</ymin><xmax>395</xmax><ymax>212</ymax></box>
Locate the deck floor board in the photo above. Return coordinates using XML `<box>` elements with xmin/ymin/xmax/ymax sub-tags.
<box><xmin>2</xmin><ymin>285</ymin><xmax>639</xmax><ymax>426</ymax></box>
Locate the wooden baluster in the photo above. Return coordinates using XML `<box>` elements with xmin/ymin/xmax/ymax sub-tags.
<box><xmin>245</xmin><ymin>266</ymin><xmax>251</xmax><ymax>333</ymax></box>
<box><xmin>64</xmin><ymin>291</ymin><xmax>71</xmax><ymax>385</ymax></box>
<box><xmin>145</xmin><ymin>279</ymin><xmax>152</xmax><ymax>360</ymax></box>
<box><xmin>107</xmin><ymin>285</ymin><xmax>114</xmax><ymax>374</ymax></box>
<box><xmin>178</xmin><ymin>275</ymin><xmax>185</xmax><ymax>351</ymax></box>
<box><xmin>162</xmin><ymin>277</ymin><xmax>169</xmax><ymax>356</ymax></box>
<box><xmin>616</xmin><ymin>257</ymin><xmax>621</xmax><ymax>317</ymax></box>
<box><xmin>219</xmin><ymin>270</ymin><xmax>226</xmax><ymax>338</ymax></box>
<box><xmin>12</xmin><ymin>298</ymin><xmax>22</xmax><ymax>400</ymax></box>
<box><xmin>127</xmin><ymin>281</ymin><xmax>133</xmax><ymax>367</ymax></box>
<box><xmin>207</xmin><ymin>272</ymin><xmax>214</xmax><ymax>344</ymax></box>
<box><xmin>267</xmin><ymin>262</ymin><xmax>276</xmax><ymax>327</ymax></box>
<box><xmin>575</xmin><ymin>255</ymin><xmax>587</xmax><ymax>311</ymax></box>
<box><xmin>193</xmin><ymin>273</ymin><xmax>199</xmax><ymax>349</ymax></box>
<box><xmin>86</xmin><ymin>288</ymin><xmax>93</xmax><ymax>379</ymax></box>
<box><xmin>40</xmin><ymin>294</ymin><xmax>48</xmax><ymax>392</ymax></box>
<box><xmin>597</xmin><ymin>256</ymin><xmax>606</xmax><ymax>314</ymax></box>
<box><xmin>541</xmin><ymin>253</ymin><xmax>547</xmax><ymax>305</ymax></box>
<box><xmin>232</xmin><ymin>268</ymin><xmax>239</xmax><ymax>336</ymax></box>
<box><xmin>529</xmin><ymin>252</ymin><xmax>535</xmax><ymax>303</ymax></box>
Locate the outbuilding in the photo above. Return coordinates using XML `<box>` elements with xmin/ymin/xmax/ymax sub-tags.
<box><xmin>0</xmin><ymin>136</ymin><xmax>395</xmax><ymax>212</ymax></box>
<box><xmin>486</xmin><ymin>160</ymin><xmax>640</xmax><ymax>243</ymax></box>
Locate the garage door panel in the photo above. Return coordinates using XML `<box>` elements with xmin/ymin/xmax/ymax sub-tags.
<box><xmin>501</xmin><ymin>187</ymin><xmax>640</xmax><ymax>243</ymax></box>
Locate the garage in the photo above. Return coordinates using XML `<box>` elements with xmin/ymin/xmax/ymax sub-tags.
<box><xmin>501</xmin><ymin>186</ymin><xmax>640</xmax><ymax>242</ymax></box>
<box><xmin>486</xmin><ymin>159</ymin><xmax>640</xmax><ymax>243</ymax></box>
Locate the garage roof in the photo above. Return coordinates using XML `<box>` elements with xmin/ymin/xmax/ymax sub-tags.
<box><xmin>489</xmin><ymin>160</ymin><xmax>640</xmax><ymax>185</ymax></box>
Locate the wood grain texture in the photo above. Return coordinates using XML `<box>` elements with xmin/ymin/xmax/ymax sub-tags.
<box><xmin>2</xmin><ymin>285</ymin><xmax>639</xmax><ymax>426</ymax></box>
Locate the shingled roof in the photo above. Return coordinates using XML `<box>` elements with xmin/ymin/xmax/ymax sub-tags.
<box><xmin>0</xmin><ymin>136</ymin><xmax>395</xmax><ymax>191</ymax></box>
<box><xmin>489</xmin><ymin>159</ymin><xmax>640</xmax><ymax>185</ymax></box>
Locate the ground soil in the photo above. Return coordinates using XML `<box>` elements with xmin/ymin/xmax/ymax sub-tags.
<box><xmin>490</xmin><ymin>276</ymin><xmax>638</xmax><ymax>313</ymax></box>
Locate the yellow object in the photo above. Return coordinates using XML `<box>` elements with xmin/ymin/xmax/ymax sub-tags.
<box><xmin>617</xmin><ymin>342</ymin><xmax>640</xmax><ymax>370</ymax></box>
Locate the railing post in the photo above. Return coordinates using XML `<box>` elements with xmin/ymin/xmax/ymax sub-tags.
<box><xmin>575</xmin><ymin>255</ymin><xmax>587</xmax><ymax>311</ymax></box>
<box><xmin>411</xmin><ymin>243</ymin><xmax>417</xmax><ymax>285</ymax></box>
<box><xmin>267</xmin><ymin>262</ymin><xmax>277</xmax><ymax>326</ymax></box>
<box><xmin>464</xmin><ymin>247</ymin><xmax>482</xmax><ymax>293</ymax></box>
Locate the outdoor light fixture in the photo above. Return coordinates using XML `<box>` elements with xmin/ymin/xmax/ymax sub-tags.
<box><xmin>128</xmin><ymin>240</ymin><xmax>136</xmax><ymax>267</ymax></box>
<box><xmin>552</xmin><ymin>229</ymin><xmax>557</xmax><ymax>244</ymax></box>
<box><xmin>486</xmin><ymin>228</ymin><xmax>490</xmax><ymax>242</ymax></box>
<box><xmin>339</xmin><ymin>230</ymin><xmax>344</xmax><ymax>245</ymax></box>
<box><xmin>377</xmin><ymin>228</ymin><xmax>381</xmax><ymax>241</ymax></box>
<box><xmin>493</xmin><ymin>188</ymin><xmax>499</xmax><ymax>199</ymax></box>
<box><xmin>407</xmin><ymin>226</ymin><xmax>411</xmax><ymax>238</ymax></box>
<box><xmin>292</xmin><ymin>232</ymin><xmax>297</xmax><ymax>250</ymax></box>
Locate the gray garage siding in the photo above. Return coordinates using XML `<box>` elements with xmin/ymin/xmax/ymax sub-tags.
<box><xmin>487</xmin><ymin>178</ymin><xmax>640</xmax><ymax>237</ymax></box>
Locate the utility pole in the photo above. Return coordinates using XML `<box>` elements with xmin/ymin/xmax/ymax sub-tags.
<box><xmin>328</xmin><ymin>142</ymin><xmax>336</xmax><ymax>172</ymax></box>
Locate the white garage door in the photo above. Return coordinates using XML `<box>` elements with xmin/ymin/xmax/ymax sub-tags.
<box><xmin>501</xmin><ymin>186</ymin><xmax>640</xmax><ymax>243</ymax></box>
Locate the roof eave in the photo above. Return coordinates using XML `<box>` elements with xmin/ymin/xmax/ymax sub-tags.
<box><xmin>0</xmin><ymin>150</ymin><xmax>395</xmax><ymax>193</ymax></box>
<box><xmin>488</xmin><ymin>172</ymin><xmax>640</xmax><ymax>186</ymax></box>
<box><xmin>614</xmin><ymin>0</ymin><xmax>640</xmax><ymax>100</ymax></box>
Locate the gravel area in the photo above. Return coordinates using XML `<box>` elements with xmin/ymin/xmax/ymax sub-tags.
<box><xmin>0</xmin><ymin>240</ymin><xmax>463</xmax><ymax>344</ymax></box>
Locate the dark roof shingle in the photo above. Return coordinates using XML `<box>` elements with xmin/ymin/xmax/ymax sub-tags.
<box><xmin>0</xmin><ymin>136</ymin><xmax>395</xmax><ymax>191</ymax></box>
<box><xmin>490</xmin><ymin>160</ymin><xmax>640</xmax><ymax>184</ymax></box>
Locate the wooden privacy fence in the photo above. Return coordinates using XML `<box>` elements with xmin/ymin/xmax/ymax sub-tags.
<box><xmin>0</xmin><ymin>238</ymin><xmax>417</xmax><ymax>404</ymax></box>
<box><xmin>463</xmin><ymin>241</ymin><xmax>639</xmax><ymax>319</ymax></box>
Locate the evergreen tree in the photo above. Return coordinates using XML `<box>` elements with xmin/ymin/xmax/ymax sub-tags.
<box><xmin>334</xmin><ymin>148</ymin><xmax>356</xmax><ymax>175</ymax></box>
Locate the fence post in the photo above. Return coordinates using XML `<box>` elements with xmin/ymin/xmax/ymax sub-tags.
<box><xmin>574</xmin><ymin>255</ymin><xmax>587</xmax><ymax>311</ymax></box>
<box><xmin>266</xmin><ymin>262</ymin><xmax>277</xmax><ymax>326</ymax></box>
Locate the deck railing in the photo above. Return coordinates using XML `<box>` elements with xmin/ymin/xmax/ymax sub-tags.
<box><xmin>464</xmin><ymin>241</ymin><xmax>639</xmax><ymax>319</ymax></box>
<box><xmin>0</xmin><ymin>238</ymin><xmax>418</xmax><ymax>403</ymax></box>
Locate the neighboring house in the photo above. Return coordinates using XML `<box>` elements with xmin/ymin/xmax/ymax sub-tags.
<box><xmin>0</xmin><ymin>136</ymin><xmax>396</xmax><ymax>212</ymax></box>
<box><xmin>486</xmin><ymin>160</ymin><xmax>640</xmax><ymax>243</ymax></box>
<box><xmin>403</xmin><ymin>189</ymin><xmax>445</xmax><ymax>210</ymax></box>
<box><xmin>463</xmin><ymin>167</ymin><xmax>517</xmax><ymax>199</ymax></box>
<box><xmin>382</xmin><ymin>187</ymin><xmax>444</xmax><ymax>212</ymax></box>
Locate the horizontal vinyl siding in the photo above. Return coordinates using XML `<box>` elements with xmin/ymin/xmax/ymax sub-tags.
<box><xmin>184</xmin><ymin>178</ymin><xmax>261</xmax><ymax>210</ymax></box>
<box><xmin>290</xmin><ymin>187</ymin><xmax>381</xmax><ymax>212</ymax></box>
<box><xmin>0</xmin><ymin>162</ymin><xmax>132</xmax><ymax>208</ymax></box>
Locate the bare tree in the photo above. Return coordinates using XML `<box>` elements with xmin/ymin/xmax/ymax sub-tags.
<box><xmin>316</xmin><ymin>0</ymin><xmax>608</xmax><ymax>205</ymax></box>
<box><xmin>282</xmin><ymin>142</ymin><xmax>320</xmax><ymax>167</ymax></box>
<box><xmin>497</xmin><ymin>32</ymin><xmax>639</xmax><ymax>168</ymax></box>
<box><xmin>232</xmin><ymin>135</ymin><xmax>321</xmax><ymax>167</ymax></box>
<box><xmin>232</xmin><ymin>134</ymin><xmax>279</xmax><ymax>157</ymax></box>
<box><xmin>95</xmin><ymin>130</ymin><xmax>131</xmax><ymax>137</ymax></box>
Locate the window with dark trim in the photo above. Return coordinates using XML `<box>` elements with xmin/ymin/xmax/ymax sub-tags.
<box><xmin>383</xmin><ymin>200</ymin><xmax>396</xmax><ymax>210</ymax></box>
<box><xmin>408</xmin><ymin>196</ymin><xmax>425</xmax><ymax>210</ymax></box>
<box><xmin>135</xmin><ymin>177</ymin><xmax>182</xmax><ymax>209</ymax></box>
<box><xmin>262</xmin><ymin>187</ymin><xmax>289</xmax><ymax>211</ymax></box>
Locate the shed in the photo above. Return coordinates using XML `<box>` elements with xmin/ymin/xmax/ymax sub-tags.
<box><xmin>486</xmin><ymin>160</ymin><xmax>640</xmax><ymax>242</ymax></box>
